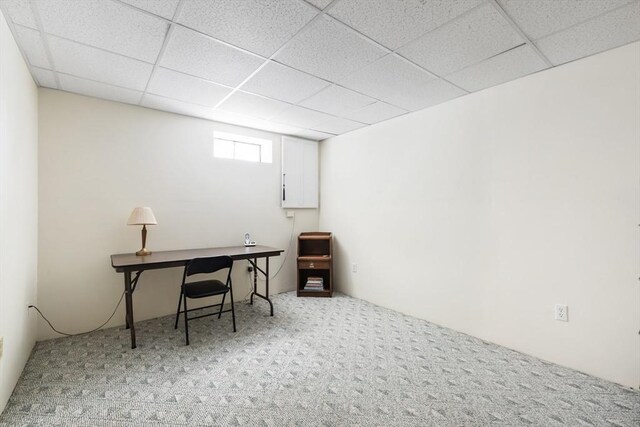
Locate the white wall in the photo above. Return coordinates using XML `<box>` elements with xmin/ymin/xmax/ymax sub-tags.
<box><xmin>0</xmin><ymin>11</ymin><xmax>39</xmax><ymax>413</ymax></box>
<box><xmin>38</xmin><ymin>89</ymin><xmax>317</xmax><ymax>341</ymax></box>
<box><xmin>319</xmin><ymin>42</ymin><xmax>640</xmax><ymax>388</ymax></box>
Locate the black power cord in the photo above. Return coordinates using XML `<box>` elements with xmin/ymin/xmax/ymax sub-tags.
<box><xmin>257</xmin><ymin>214</ymin><xmax>296</xmax><ymax>282</ymax></box>
<box><xmin>28</xmin><ymin>290</ymin><xmax>126</xmax><ymax>337</ymax></box>
<box><xmin>242</xmin><ymin>215</ymin><xmax>296</xmax><ymax>302</ymax></box>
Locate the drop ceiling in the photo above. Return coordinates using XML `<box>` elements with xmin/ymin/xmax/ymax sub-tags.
<box><xmin>2</xmin><ymin>0</ymin><xmax>639</xmax><ymax>141</ymax></box>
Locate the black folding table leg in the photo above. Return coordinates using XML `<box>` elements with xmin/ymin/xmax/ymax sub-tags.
<box><xmin>229</xmin><ymin>283</ymin><xmax>236</xmax><ymax>332</ymax></box>
<box><xmin>174</xmin><ymin>288</ymin><xmax>183</xmax><ymax>329</ymax></box>
<box><xmin>124</xmin><ymin>271</ymin><xmax>136</xmax><ymax>349</ymax></box>
<box><xmin>266</xmin><ymin>257</ymin><xmax>273</xmax><ymax>316</ymax></box>
<box><xmin>250</xmin><ymin>257</ymin><xmax>257</xmax><ymax>305</ymax></box>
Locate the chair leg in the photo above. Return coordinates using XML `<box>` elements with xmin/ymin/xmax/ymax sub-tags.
<box><xmin>228</xmin><ymin>282</ymin><xmax>236</xmax><ymax>333</ymax></box>
<box><xmin>174</xmin><ymin>289</ymin><xmax>183</xmax><ymax>329</ymax></box>
<box><xmin>218</xmin><ymin>293</ymin><xmax>227</xmax><ymax>319</ymax></box>
<box><xmin>183</xmin><ymin>294</ymin><xmax>190</xmax><ymax>345</ymax></box>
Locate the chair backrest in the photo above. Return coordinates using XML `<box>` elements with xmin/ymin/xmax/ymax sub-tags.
<box><xmin>185</xmin><ymin>255</ymin><xmax>233</xmax><ymax>277</ymax></box>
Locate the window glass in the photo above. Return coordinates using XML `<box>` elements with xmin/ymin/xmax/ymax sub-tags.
<box><xmin>213</xmin><ymin>138</ymin><xmax>234</xmax><ymax>159</ymax></box>
<box><xmin>234</xmin><ymin>142</ymin><xmax>260</xmax><ymax>162</ymax></box>
<box><xmin>213</xmin><ymin>132</ymin><xmax>272</xmax><ymax>163</ymax></box>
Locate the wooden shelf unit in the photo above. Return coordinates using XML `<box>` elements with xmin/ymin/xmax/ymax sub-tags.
<box><xmin>297</xmin><ymin>232</ymin><xmax>333</xmax><ymax>297</ymax></box>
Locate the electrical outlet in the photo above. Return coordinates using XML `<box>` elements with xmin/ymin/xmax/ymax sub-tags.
<box><xmin>286</xmin><ymin>210</ymin><xmax>295</xmax><ymax>218</ymax></box>
<box><xmin>352</xmin><ymin>263</ymin><xmax>358</xmax><ymax>273</ymax></box>
<box><xmin>555</xmin><ymin>304</ymin><xmax>568</xmax><ymax>322</ymax></box>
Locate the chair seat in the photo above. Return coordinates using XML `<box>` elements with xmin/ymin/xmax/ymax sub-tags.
<box><xmin>184</xmin><ymin>279</ymin><xmax>229</xmax><ymax>298</ymax></box>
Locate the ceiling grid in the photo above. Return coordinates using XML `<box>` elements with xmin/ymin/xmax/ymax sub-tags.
<box><xmin>0</xmin><ymin>0</ymin><xmax>637</xmax><ymax>140</ymax></box>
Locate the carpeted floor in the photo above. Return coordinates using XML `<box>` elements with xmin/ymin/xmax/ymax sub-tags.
<box><xmin>0</xmin><ymin>292</ymin><xmax>638</xmax><ymax>426</ymax></box>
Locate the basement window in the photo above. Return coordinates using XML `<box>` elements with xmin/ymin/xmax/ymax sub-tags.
<box><xmin>213</xmin><ymin>131</ymin><xmax>272</xmax><ymax>163</ymax></box>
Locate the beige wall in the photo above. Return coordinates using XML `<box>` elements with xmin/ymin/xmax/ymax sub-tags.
<box><xmin>319</xmin><ymin>42</ymin><xmax>640</xmax><ymax>388</ymax></box>
<box><xmin>0</xmin><ymin>11</ymin><xmax>39</xmax><ymax>413</ymax></box>
<box><xmin>37</xmin><ymin>89</ymin><xmax>317</xmax><ymax>341</ymax></box>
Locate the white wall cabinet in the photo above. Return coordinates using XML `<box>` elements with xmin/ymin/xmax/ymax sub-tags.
<box><xmin>281</xmin><ymin>136</ymin><xmax>318</xmax><ymax>208</ymax></box>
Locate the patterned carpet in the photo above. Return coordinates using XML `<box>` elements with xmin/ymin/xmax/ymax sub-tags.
<box><xmin>0</xmin><ymin>292</ymin><xmax>638</xmax><ymax>426</ymax></box>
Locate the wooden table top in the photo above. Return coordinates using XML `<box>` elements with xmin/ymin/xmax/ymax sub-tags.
<box><xmin>111</xmin><ymin>245</ymin><xmax>284</xmax><ymax>272</ymax></box>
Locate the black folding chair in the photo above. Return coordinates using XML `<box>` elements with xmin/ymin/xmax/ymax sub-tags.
<box><xmin>174</xmin><ymin>255</ymin><xmax>236</xmax><ymax>345</ymax></box>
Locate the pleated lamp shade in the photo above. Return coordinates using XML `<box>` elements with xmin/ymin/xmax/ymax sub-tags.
<box><xmin>127</xmin><ymin>207</ymin><xmax>157</xmax><ymax>225</ymax></box>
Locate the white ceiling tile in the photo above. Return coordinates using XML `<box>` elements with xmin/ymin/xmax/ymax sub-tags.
<box><xmin>12</xmin><ymin>25</ymin><xmax>50</xmax><ymax>69</ymax></box>
<box><xmin>144</xmin><ymin>104</ymin><xmax>322</xmax><ymax>138</ymax></box>
<box><xmin>312</xmin><ymin>117</ymin><xmax>365</xmax><ymax>135</ymax></box>
<box><xmin>58</xmin><ymin>73</ymin><xmax>143</xmax><ymax>105</ymax></box>
<box><xmin>447</xmin><ymin>44</ymin><xmax>548</xmax><ymax>92</ymax></box>
<box><xmin>272</xmin><ymin>105</ymin><xmax>335</xmax><ymax>128</ymax></box>
<box><xmin>160</xmin><ymin>26</ymin><xmax>264</xmax><ymax>87</ymax></box>
<box><xmin>241</xmin><ymin>61</ymin><xmax>330</xmax><ymax>104</ymax></box>
<box><xmin>178</xmin><ymin>0</ymin><xmax>317</xmax><ymax>57</ymax></box>
<box><xmin>299</xmin><ymin>85</ymin><xmax>376</xmax><ymax>116</ymax></box>
<box><xmin>49</xmin><ymin>36</ymin><xmax>153</xmax><ymax>90</ymax></box>
<box><xmin>31</xmin><ymin>67</ymin><xmax>57</xmax><ymax>88</ymax></box>
<box><xmin>256</xmin><ymin>122</ymin><xmax>306</xmax><ymax>136</ymax></box>
<box><xmin>328</xmin><ymin>0</ymin><xmax>483</xmax><ymax>50</ymax></box>
<box><xmin>340</xmin><ymin>54</ymin><xmax>462</xmax><ymax>111</ymax></box>
<box><xmin>292</xmin><ymin>128</ymin><xmax>335</xmax><ymax>140</ymax></box>
<box><xmin>398</xmin><ymin>3</ymin><xmax>524</xmax><ymax>76</ymax></box>
<box><xmin>343</xmin><ymin>101</ymin><xmax>407</xmax><ymax>125</ymax></box>
<box><xmin>118</xmin><ymin>0</ymin><xmax>180</xmax><ymax>19</ymax></box>
<box><xmin>207</xmin><ymin>109</ymin><xmax>267</xmax><ymax>127</ymax></box>
<box><xmin>535</xmin><ymin>2</ymin><xmax>640</xmax><ymax>66</ymax></box>
<box><xmin>218</xmin><ymin>91</ymin><xmax>291</xmax><ymax>120</ymax></box>
<box><xmin>147</xmin><ymin>67</ymin><xmax>232</xmax><ymax>107</ymax></box>
<box><xmin>274</xmin><ymin>15</ymin><xmax>387</xmax><ymax>81</ymax></box>
<box><xmin>207</xmin><ymin>109</ymin><xmax>301</xmax><ymax>136</ymax></box>
<box><xmin>37</xmin><ymin>0</ymin><xmax>168</xmax><ymax>63</ymax></box>
<box><xmin>141</xmin><ymin>93</ymin><xmax>215</xmax><ymax>118</ymax></box>
<box><xmin>404</xmin><ymin>78</ymin><xmax>467</xmax><ymax>110</ymax></box>
<box><xmin>304</xmin><ymin>0</ymin><xmax>333</xmax><ymax>10</ymax></box>
<box><xmin>0</xmin><ymin>0</ymin><xmax>37</xmax><ymax>28</ymax></box>
<box><xmin>498</xmin><ymin>0</ymin><xmax>632</xmax><ymax>40</ymax></box>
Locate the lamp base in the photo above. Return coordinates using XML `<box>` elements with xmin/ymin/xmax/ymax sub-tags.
<box><xmin>135</xmin><ymin>248</ymin><xmax>152</xmax><ymax>256</ymax></box>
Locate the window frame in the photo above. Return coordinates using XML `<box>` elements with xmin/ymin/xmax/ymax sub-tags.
<box><xmin>213</xmin><ymin>131</ymin><xmax>272</xmax><ymax>164</ymax></box>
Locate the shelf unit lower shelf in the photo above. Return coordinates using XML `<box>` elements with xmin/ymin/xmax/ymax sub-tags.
<box><xmin>297</xmin><ymin>289</ymin><xmax>332</xmax><ymax>297</ymax></box>
<box><xmin>297</xmin><ymin>232</ymin><xmax>333</xmax><ymax>298</ymax></box>
<box><xmin>297</xmin><ymin>267</ymin><xmax>332</xmax><ymax>297</ymax></box>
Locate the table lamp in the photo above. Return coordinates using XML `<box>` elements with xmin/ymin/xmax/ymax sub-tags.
<box><xmin>127</xmin><ymin>207</ymin><xmax>157</xmax><ymax>256</ymax></box>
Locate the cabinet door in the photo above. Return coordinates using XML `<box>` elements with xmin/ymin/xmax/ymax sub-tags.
<box><xmin>281</xmin><ymin>137</ymin><xmax>318</xmax><ymax>208</ymax></box>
